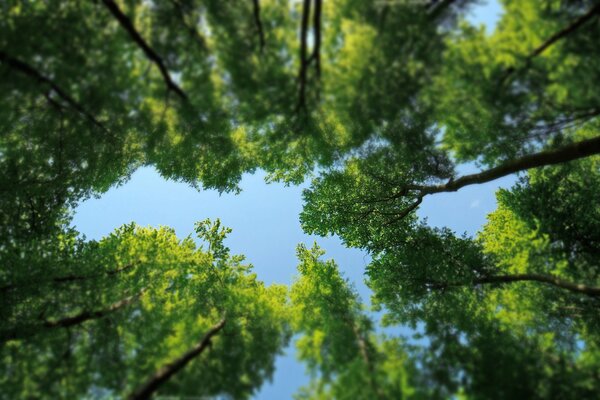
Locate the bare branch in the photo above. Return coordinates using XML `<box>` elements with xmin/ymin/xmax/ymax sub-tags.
<box><xmin>101</xmin><ymin>0</ymin><xmax>187</xmax><ymax>100</ymax></box>
<box><xmin>0</xmin><ymin>51</ymin><xmax>108</xmax><ymax>133</ymax></box>
<box><xmin>128</xmin><ymin>318</ymin><xmax>226</xmax><ymax>400</ymax></box>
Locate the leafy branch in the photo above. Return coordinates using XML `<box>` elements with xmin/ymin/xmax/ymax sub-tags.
<box><xmin>101</xmin><ymin>0</ymin><xmax>188</xmax><ymax>100</ymax></box>
<box><xmin>0</xmin><ymin>51</ymin><xmax>109</xmax><ymax>133</ymax></box>
<box><xmin>501</xmin><ymin>3</ymin><xmax>600</xmax><ymax>82</ymax></box>
<box><xmin>128</xmin><ymin>318</ymin><xmax>226</xmax><ymax>400</ymax></box>
<box><xmin>426</xmin><ymin>273</ymin><xmax>600</xmax><ymax>298</ymax></box>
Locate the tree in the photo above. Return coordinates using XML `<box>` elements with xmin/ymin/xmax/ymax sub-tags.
<box><xmin>290</xmin><ymin>244</ymin><xmax>435</xmax><ymax>399</ymax></box>
<box><xmin>1</xmin><ymin>220</ymin><xmax>290</xmax><ymax>398</ymax></box>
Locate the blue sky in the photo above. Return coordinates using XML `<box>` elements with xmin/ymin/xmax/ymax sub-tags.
<box><xmin>73</xmin><ymin>1</ymin><xmax>505</xmax><ymax>398</ymax></box>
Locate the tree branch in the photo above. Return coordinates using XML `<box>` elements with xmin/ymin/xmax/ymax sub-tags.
<box><xmin>502</xmin><ymin>3</ymin><xmax>600</xmax><ymax>80</ymax></box>
<box><xmin>382</xmin><ymin>196</ymin><xmax>423</xmax><ymax>226</ymax></box>
<box><xmin>412</xmin><ymin>135</ymin><xmax>600</xmax><ymax>196</ymax></box>
<box><xmin>252</xmin><ymin>0</ymin><xmax>266</xmax><ymax>53</ymax></box>
<box><xmin>0</xmin><ymin>51</ymin><xmax>108</xmax><ymax>133</ymax></box>
<box><xmin>101</xmin><ymin>0</ymin><xmax>187</xmax><ymax>100</ymax></box>
<box><xmin>43</xmin><ymin>289</ymin><xmax>145</xmax><ymax>329</ymax></box>
<box><xmin>2</xmin><ymin>289</ymin><xmax>145</xmax><ymax>342</ymax></box>
<box><xmin>297</xmin><ymin>0</ymin><xmax>312</xmax><ymax>112</ymax></box>
<box><xmin>312</xmin><ymin>0</ymin><xmax>322</xmax><ymax>78</ymax></box>
<box><xmin>427</xmin><ymin>273</ymin><xmax>600</xmax><ymax>298</ymax></box>
<box><xmin>169</xmin><ymin>0</ymin><xmax>208</xmax><ymax>52</ymax></box>
<box><xmin>427</xmin><ymin>0</ymin><xmax>458</xmax><ymax>19</ymax></box>
<box><xmin>1</xmin><ymin>263</ymin><xmax>135</xmax><ymax>293</ymax></box>
<box><xmin>127</xmin><ymin>318</ymin><xmax>226</xmax><ymax>400</ymax></box>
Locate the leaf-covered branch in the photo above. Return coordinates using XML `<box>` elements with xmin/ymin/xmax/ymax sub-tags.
<box><xmin>252</xmin><ymin>0</ymin><xmax>266</xmax><ymax>53</ymax></box>
<box><xmin>128</xmin><ymin>318</ymin><xmax>226</xmax><ymax>400</ymax></box>
<box><xmin>503</xmin><ymin>3</ymin><xmax>600</xmax><ymax>80</ymax></box>
<box><xmin>0</xmin><ymin>263</ymin><xmax>135</xmax><ymax>292</ymax></box>
<box><xmin>101</xmin><ymin>0</ymin><xmax>187</xmax><ymax>100</ymax></box>
<box><xmin>2</xmin><ymin>289</ymin><xmax>145</xmax><ymax>342</ymax></box>
<box><xmin>412</xmin><ymin>135</ymin><xmax>600</xmax><ymax>196</ymax></box>
<box><xmin>297</xmin><ymin>0</ymin><xmax>312</xmax><ymax>111</ymax></box>
<box><xmin>0</xmin><ymin>51</ymin><xmax>108</xmax><ymax>132</ymax></box>
<box><xmin>297</xmin><ymin>0</ymin><xmax>322</xmax><ymax>111</ymax></box>
<box><xmin>427</xmin><ymin>0</ymin><xmax>458</xmax><ymax>18</ymax></box>
<box><xmin>426</xmin><ymin>273</ymin><xmax>600</xmax><ymax>298</ymax></box>
<box><xmin>312</xmin><ymin>0</ymin><xmax>322</xmax><ymax>77</ymax></box>
<box><xmin>169</xmin><ymin>0</ymin><xmax>208</xmax><ymax>51</ymax></box>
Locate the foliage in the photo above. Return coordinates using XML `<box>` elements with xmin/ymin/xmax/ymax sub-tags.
<box><xmin>2</xmin><ymin>0</ymin><xmax>600</xmax><ymax>398</ymax></box>
<box><xmin>1</xmin><ymin>220</ymin><xmax>291</xmax><ymax>399</ymax></box>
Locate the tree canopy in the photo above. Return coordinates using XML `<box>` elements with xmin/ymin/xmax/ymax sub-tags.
<box><xmin>2</xmin><ymin>0</ymin><xmax>600</xmax><ymax>398</ymax></box>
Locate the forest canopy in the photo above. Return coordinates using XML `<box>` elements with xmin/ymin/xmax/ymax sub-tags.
<box><xmin>1</xmin><ymin>0</ymin><xmax>600</xmax><ymax>398</ymax></box>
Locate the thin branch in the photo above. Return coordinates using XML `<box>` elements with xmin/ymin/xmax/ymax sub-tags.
<box><xmin>297</xmin><ymin>0</ymin><xmax>312</xmax><ymax>112</ymax></box>
<box><xmin>128</xmin><ymin>318</ymin><xmax>226</xmax><ymax>400</ymax></box>
<box><xmin>252</xmin><ymin>0</ymin><xmax>266</xmax><ymax>53</ymax></box>
<box><xmin>412</xmin><ymin>135</ymin><xmax>600</xmax><ymax>196</ymax></box>
<box><xmin>101</xmin><ymin>0</ymin><xmax>187</xmax><ymax>100</ymax></box>
<box><xmin>502</xmin><ymin>3</ymin><xmax>600</xmax><ymax>81</ymax></box>
<box><xmin>0</xmin><ymin>51</ymin><xmax>108</xmax><ymax>133</ymax></box>
<box><xmin>427</xmin><ymin>273</ymin><xmax>600</xmax><ymax>298</ymax></box>
<box><xmin>382</xmin><ymin>196</ymin><xmax>423</xmax><ymax>226</ymax></box>
<box><xmin>169</xmin><ymin>0</ymin><xmax>208</xmax><ymax>52</ymax></box>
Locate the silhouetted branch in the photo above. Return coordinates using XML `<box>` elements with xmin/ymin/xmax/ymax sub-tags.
<box><xmin>1</xmin><ymin>263</ymin><xmax>135</xmax><ymax>293</ymax></box>
<box><xmin>169</xmin><ymin>0</ymin><xmax>208</xmax><ymax>51</ymax></box>
<box><xmin>312</xmin><ymin>0</ymin><xmax>322</xmax><ymax>77</ymax></box>
<box><xmin>427</xmin><ymin>274</ymin><xmax>600</xmax><ymax>297</ymax></box>
<box><xmin>252</xmin><ymin>0</ymin><xmax>266</xmax><ymax>53</ymax></box>
<box><xmin>0</xmin><ymin>51</ymin><xmax>108</xmax><ymax>133</ymax></box>
<box><xmin>382</xmin><ymin>196</ymin><xmax>423</xmax><ymax>226</ymax></box>
<box><xmin>411</xmin><ymin>135</ymin><xmax>600</xmax><ymax>196</ymax></box>
<box><xmin>128</xmin><ymin>318</ymin><xmax>226</xmax><ymax>400</ymax></box>
<box><xmin>297</xmin><ymin>0</ymin><xmax>312</xmax><ymax>111</ymax></box>
<box><xmin>502</xmin><ymin>3</ymin><xmax>600</xmax><ymax>81</ymax></box>
<box><xmin>2</xmin><ymin>289</ymin><xmax>145</xmax><ymax>342</ymax></box>
<box><xmin>44</xmin><ymin>289</ymin><xmax>145</xmax><ymax>329</ymax></box>
<box><xmin>427</xmin><ymin>0</ymin><xmax>458</xmax><ymax>19</ymax></box>
<box><xmin>101</xmin><ymin>0</ymin><xmax>187</xmax><ymax>100</ymax></box>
